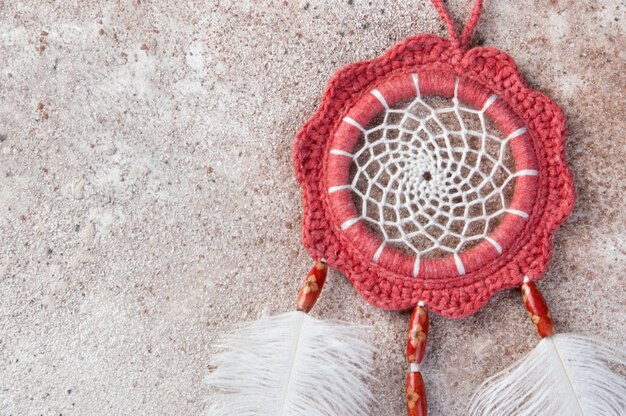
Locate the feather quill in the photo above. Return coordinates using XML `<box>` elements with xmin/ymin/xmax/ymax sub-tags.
<box><xmin>205</xmin><ymin>311</ymin><xmax>377</xmax><ymax>416</ymax></box>
<box><xmin>469</xmin><ymin>333</ymin><xmax>626</xmax><ymax>416</ymax></box>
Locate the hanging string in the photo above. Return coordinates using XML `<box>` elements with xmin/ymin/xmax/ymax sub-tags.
<box><xmin>430</xmin><ymin>0</ymin><xmax>483</xmax><ymax>49</ymax></box>
<box><xmin>460</xmin><ymin>0</ymin><xmax>483</xmax><ymax>47</ymax></box>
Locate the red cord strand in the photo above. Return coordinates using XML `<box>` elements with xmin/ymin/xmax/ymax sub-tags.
<box><xmin>460</xmin><ymin>0</ymin><xmax>483</xmax><ymax>47</ymax></box>
<box><xmin>430</xmin><ymin>0</ymin><xmax>483</xmax><ymax>48</ymax></box>
<box><xmin>430</xmin><ymin>0</ymin><xmax>461</xmax><ymax>46</ymax></box>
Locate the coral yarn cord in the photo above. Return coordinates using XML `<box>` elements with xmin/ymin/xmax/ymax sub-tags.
<box><xmin>430</xmin><ymin>0</ymin><xmax>483</xmax><ymax>48</ymax></box>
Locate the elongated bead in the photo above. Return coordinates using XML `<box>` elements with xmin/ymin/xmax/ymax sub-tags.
<box><xmin>521</xmin><ymin>277</ymin><xmax>554</xmax><ymax>338</ymax></box>
<box><xmin>406</xmin><ymin>302</ymin><xmax>429</xmax><ymax>363</ymax></box>
<box><xmin>406</xmin><ymin>370</ymin><xmax>427</xmax><ymax>416</ymax></box>
<box><xmin>296</xmin><ymin>260</ymin><xmax>327</xmax><ymax>313</ymax></box>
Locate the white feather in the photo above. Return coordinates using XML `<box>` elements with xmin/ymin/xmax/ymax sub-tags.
<box><xmin>205</xmin><ymin>311</ymin><xmax>377</xmax><ymax>416</ymax></box>
<box><xmin>469</xmin><ymin>333</ymin><xmax>626</xmax><ymax>416</ymax></box>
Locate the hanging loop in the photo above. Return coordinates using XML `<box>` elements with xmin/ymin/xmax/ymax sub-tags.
<box><xmin>430</xmin><ymin>0</ymin><xmax>483</xmax><ymax>49</ymax></box>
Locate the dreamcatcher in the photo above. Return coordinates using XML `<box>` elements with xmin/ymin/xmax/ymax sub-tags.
<box><xmin>206</xmin><ymin>1</ymin><xmax>626</xmax><ymax>415</ymax></box>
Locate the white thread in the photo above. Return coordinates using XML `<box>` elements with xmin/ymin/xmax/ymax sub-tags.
<box><xmin>412</xmin><ymin>74</ymin><xmax>421</xmax><ymax>97</ymax></box>
<box><xmin>485</xmin><ymin>237</ymin><xmax>503</xmax><ymax>254</ymax></box>
<box><xmin>330</xmin><ymin>149</ymin><xmax>354</xmax><ymax>158</ymax></box>
<box><xmin>409</xmin><ymin>363</ymin><xmax>421</xmax><ymax>373</ymax></box>
<box><xmin>371</xmin><ymin>89</ymin><xmax>389</xmax><ymax>109</ymax></box>
<box><xmin>482</xmin><ymin>94</ymin><xmax>498</xmax><ymax>111</ymax></box>
<box><xmin>506</xmin><ymin>127</ymin><xmax>527</xmax><ymax>141</ymax></box>
<box><xmin>340</xmin><ymin>217</ymin><xmax>361</xmax><ymax>230</ymax></box>
<box><xmin>412</xmin><ymin>256</ymin><xmax>421</xmax><ymax>278</ymax></box>
<box><xmin>506</xmin><ymin>209</ymin><xmax>529</xmax><ymax>219</ymax></box>
<box><xmin>348</xmin><ymin>77</ymin><xmax>520</xmax><ymax>268</ymax></box>
<box><xmin>515</xmin><ymin>169</ymin><xmax>538</xmax><ymax>177</ymax></box>
<box><xmin>373</xmin><ymin>241</ymin><xmax>385</xmax><ymax>262</ymax></box>
<box><xmin>343</xmin><ymin>116</ymin><xmax>365</xmax><ymax>131</ymax></box>
<box><xmin>454</xmin><ymin>253</ymin><xmax>466</xmax><ymax>275</ymax></box>
<box><xmin>328</xmin><ymin>185</ymin><xmax>351</xmax><ymax>194</ymax></box>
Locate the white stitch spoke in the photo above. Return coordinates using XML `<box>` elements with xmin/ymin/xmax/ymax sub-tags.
<box><xmin>343</xmin><ymin>116</ymin><xmax>365</xmax><ymax>131</ymax></box>
<box><xmin>506</xmin><ymin>127</ymin><xmax>527</xmax><ymax>141</ymax></box>
<box><xmin>330</xmin><ymin>149</ymin><xmax>354</xmax><ymax>157</ymax></box>
<box><xmin>373</xmin><ymin>241</ymin><xmax>386</xmax><ymax>263</ymax></box>
<box><xmin>328</xmin><ymin>185</ymin><xmax>352</xmax><ymax>194</ymax></box>
<box><xmin>482</xmin><ymin>94</ymin><xmax>498</xmax><ymax>111</ymax></box>
<box><xmin>412</xmin><ymin>74</ymin><xmax>421</xmax><ymax>97</ymax></box>
<box><xmin>371</xmin><ymin>89</ymin><xmax>389</xmax><ymax>109</ymax></box>
<box><xmin>340</xmin><ymin>217</ymin><xmax>361</xmax><ymax>230</ymax></box>
<box><xmin>515</xmin><ymin>169</ymin><xmax>539</xmax><ymax>177</ymax></box>
<box><xmin>454</xmin><ymin>77</ymin><xmax>460</xmax><ymax>101</ymax></box>
<box><xmin>486</xmin><ymin>237</ymin><xmax>503</xmax><ymax>254</ymax></box>
<box><xmin>453</xmin><ymin>253</ymin><xmax>466</xmax><ymax>275</ymax></box>
<box><xmin>412</xmin><ymin>256</ymin><xmax>421</xmax><ymax>277</ymax></box>
<box><xmin>506</xmin><ymin>209</ymin><xmax>529</xmax><ymax>219</ymax></box>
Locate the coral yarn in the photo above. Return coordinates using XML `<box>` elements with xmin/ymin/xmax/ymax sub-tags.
<box><xmin>293</xmin><ymin>0</ymin><xmax>574</xmax><ymax>318</ymax></box>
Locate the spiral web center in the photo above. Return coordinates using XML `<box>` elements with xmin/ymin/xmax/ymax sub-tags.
<box><xmin>350</xmin><ymin>81</ymin><xmax>519</xmax><ymax>267</ymax></box>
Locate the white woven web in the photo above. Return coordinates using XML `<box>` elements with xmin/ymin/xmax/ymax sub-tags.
<box><xmin>347</xmin><ymin>77</ymin><xmax>531</xmax><ymax>274</ymax></box>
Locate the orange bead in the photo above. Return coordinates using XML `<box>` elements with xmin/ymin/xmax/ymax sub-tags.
<box><xmin>406</xmin><ymin>302</ymin><xmax>429</xmax><ymax>364</ymax></box>
<box><xmin>521</xmin><ymin>277</ymin><xmax>555</xmax><ymax>338</ymax></box>
<box><xmin>296</xmin><ymin>260</ymin><xmax>327</xmax><ymax>313</ymax></box>
<box><xmin>406</xmin><ymin>370</ymin><xmax>427</xmax><ymax>416</ymax></box>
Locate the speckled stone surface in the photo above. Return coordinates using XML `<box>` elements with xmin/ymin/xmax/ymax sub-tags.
<box><xmin>0</xmin><ymin>1</ymin><xmax>624</xmax><ymax>415</ymax></box>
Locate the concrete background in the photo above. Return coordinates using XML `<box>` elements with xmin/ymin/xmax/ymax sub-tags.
<box><xmin>0</xmin><ymin>1</ymin><xmax>624</xmax><ymax>415</ymax></box>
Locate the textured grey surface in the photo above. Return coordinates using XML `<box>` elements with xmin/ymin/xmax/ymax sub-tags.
<box><xmin>0</xmin><ymin>1</ymin><xmax>624</xmax><ymax>415</ymax></box>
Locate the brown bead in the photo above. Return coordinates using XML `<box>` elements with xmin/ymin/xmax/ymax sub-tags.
<box><xmin>406</xmin><ymin>302</ymin><xmax>429</xmax><ymax>363</ymax></box>
<box><xmin>296</xmin><ymin>260</ymin><xmax>327</xmax><ymax>313</ymax></box>
<box><xmin>406</xmin><ymin>370</ymin><xmax>427</xmax><ymax>416</ymax></box>
<box><xmin>521</xmin><ymin>277</ymin><xmax>555</xmax><ymax>338</ymax></box>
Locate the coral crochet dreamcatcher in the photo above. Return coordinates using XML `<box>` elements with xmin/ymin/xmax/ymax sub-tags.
<box><xmin>207</xmin><ymin>1</ymin><xmax>626</xmax><ymax>415</ymax></box>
